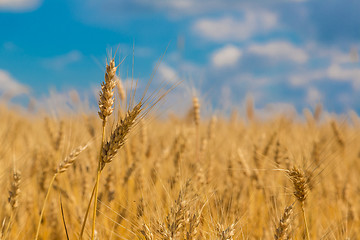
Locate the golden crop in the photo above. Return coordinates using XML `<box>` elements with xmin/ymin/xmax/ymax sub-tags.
<box><xmin>0</xmin><ymin>57</ymin><xmax>359</xmax><ymax>240</ymax></box>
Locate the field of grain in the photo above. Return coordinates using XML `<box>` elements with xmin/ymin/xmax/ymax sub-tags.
<box><xmin>0</xmin><ymin>58</ymin><xmax>359</xmax><ymax>240</ymax></box>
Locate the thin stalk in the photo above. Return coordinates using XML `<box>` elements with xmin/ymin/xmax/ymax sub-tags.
<box><xmin>91</xmin><ymin>171</ymin><xmax>101</xmax><ymax>239</ymax></box>
<box><xmin>34</xmin><ymin>174</ymin><xmax>57</xmax><ymax>240</ymax></box>
<box><xmin>91</xmin><ymin>120</ymin><xmax>107</xmax><ymax>240</ymax></box>
<box><xmin>79</xmin><ymin>183</ymin><xmax>96</xmax><ymax>239</ymax></box>
<box><xmin>301</xmin><ymin>202</ymin><xmax>310</xmax><ymax>240</ymax></box>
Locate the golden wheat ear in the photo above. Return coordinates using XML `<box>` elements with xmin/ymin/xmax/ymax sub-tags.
<box><xmin>55</xmin><ymin>144</ymin><xmax>88</xmax><ymax>174</ymax></box>
<box><xmin>98</xmin><ymin>58</ymin><xmax>117</xmax><ymax>121</ymax></box>
<box><xmin>100</xmin><ymin>102</ymin><xmax>143</xmax><ymax>170</ymax></box>
<box><xmin>274</xmin><ymin>204</ymin><xmax>293</xmax><ymax>240</ymax></box>
<box><xmin>3</xmin><ymin>169</ymin><xmax>21</xmax><ymax>239</ymax></box>
<box><xmin>9</xmin><ymin>170</ymin><xmax>21</xmax><ymax>211</ymax></box>
<box><xmin>215</xmin><ymin>223</ymin><xmax>235</xmax><ymax>240</ymax></box>
<box><xmin>287</xmin><ymin>166</ymin><xmax>309</xmax><ymax>203</ymax></box>
<box><xmin>286</xmin><ymin>166</ymin><xmax>310</xmax><ymax>240</ymax></box>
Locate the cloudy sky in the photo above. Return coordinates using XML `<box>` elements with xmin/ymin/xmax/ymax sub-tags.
<box><xmin>1</xmin><ymin>0</ymin><xmax>360</xmax><ymax>115</ymax></box>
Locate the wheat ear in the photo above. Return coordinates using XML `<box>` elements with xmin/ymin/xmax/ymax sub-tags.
<box><xmin>101</xmin><ymin>102</ymin><xmax>143</xmax><ymax>169</ymax></box>
<box><xmin>216</xmin><ymin>223</ymin><xmax>235</xmax><ymax>240</ymax></box>
<box><xmin>98</xmin><ymin>58</ymin><xmax>117</xmax><ymax>121</ymax></box>
<box><xmin>287</xmin><ymin>166</ymin><xmax>310</xmax><ymax>240</ymax></box>
<box><xmin>4</xmin><ymin>169</ymin><xmax>21</xmax><ymax>239</ymax></box>
<box><xmin>192</xmin><ymin>96</ymin><xmax>200</xmax><ymax>162</ymax></box>
<box><xmin>274</xmin><ymin>205</ymin><xmax>293</xmax><ymax>240</ymax></box>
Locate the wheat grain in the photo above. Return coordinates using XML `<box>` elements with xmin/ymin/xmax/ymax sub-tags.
<box><xmin>98</xmin><ymin>58</ymin><xmax>117</xmax><ymax>121</ymax></box>
<box><xmin>101</xmin><ymin>102</ymin><xmax>142</xmax><ymax>169</ymax></box>
<box><xmin>55</xmin><ymin>144</ymin><xmax>87</xmax><ymax>174</ymax></box>
<box><xmin>274</xmin><ymin>205</ymin><xmax>293</xmax><ymax>240</ymax></box>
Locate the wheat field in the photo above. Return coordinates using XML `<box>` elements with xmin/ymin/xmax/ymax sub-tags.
<box><xmin>0</xmin><ymin>57</ymin><xmax>359</xmax><ymax>240</ymax></box>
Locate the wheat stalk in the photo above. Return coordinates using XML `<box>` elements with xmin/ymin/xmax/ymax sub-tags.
<box><xmin>287</xmin><ymin>166</ymin><xmax>310</xmax><ymax>240</ymax></box>
<box><xmin>90</xmin><ymin>57</ymin><xmax>118</xmax><ymax>240</ymax></box>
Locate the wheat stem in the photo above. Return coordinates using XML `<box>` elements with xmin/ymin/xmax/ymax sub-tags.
<box><xmin>81</xmin><ymin>57</ymin><xmax>116</xmax><ymax>240</ymax></box>
<box><xmin>79</xmin><ymin>183</ymin><xmax>96</xmax><ymax>239</ymax></box>
<box><xmin>91</xmin><ymin>120</ymin><xmax>106</xmax><ymax>240</ymax></box>
<box><xmin>301</xmin><ymin>202</ymin><xmax>310</xmax><ymax>240</ymax></box>
<box><xmin>34</xmin><ymin>174</ymin><xmax>57</xmax><ymax>240</ymax></box>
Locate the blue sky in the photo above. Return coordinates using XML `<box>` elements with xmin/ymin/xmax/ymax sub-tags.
<box><xmin>1</xmin><ymin>0</ymin><xmax>360</xmax><ymax>115</ymax></box>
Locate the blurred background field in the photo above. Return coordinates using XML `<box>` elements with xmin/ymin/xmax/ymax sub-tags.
<box><xmin>1</xmin><ymin>96</ymin><xmax>360</xmax><ymax>239</ymax></box>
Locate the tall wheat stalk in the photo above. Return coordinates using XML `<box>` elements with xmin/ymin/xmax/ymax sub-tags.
<box><xmin>90</xmin><ymin>57</ymin><xmax>117</xmax><ymax>240</ymax></box>
<box><xmin>79</xmin><ymin>49</ymin><xmax>175</xmax><ymax>239</ymax></box>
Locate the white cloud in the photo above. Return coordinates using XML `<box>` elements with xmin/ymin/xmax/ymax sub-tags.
<box><xmin>289</xmin><ymin>63</ymin><xmax>360</xmax><ymax>90</ymax></box>
<box><xmin>0</xmin><ymin>0</ymin><xmax>41</xmax><ymax>12</ymax></box>
<box><xmin>306</xmin><ymin>43</ymin><xmax>355</xmax><ymax>64</ymax></box>
<box><xmin>326</xmin><ymin>50</ymin><xmax>353</xmax><ymax>64</ymax></box>
<box><xmin>327</xmin><ymin>64</ymin><xmax>360</xmax><ymax>89</ymax></box>
<box><xmin>248</xmin><ymin>41</ymin><xmax>308</xmax><ymax>63</ymax></box>
<box><xmin>231</xmin><ymin>73</ymin><xmax>271</xmax><ymax>89</ymax></box>
<box><xmin>211</xmin><ymin>45</ymin><xmax>242</xmax><ymax>68</ymax></box>
<box><xmin>165</xmin><ymin>1</ymin><xmax>194</xmax><ymax>10</ymax></box>
<box><xmin>79</xmin><ymin>0</ymin><xmax>305</xmax><ymax>20</ymax></box>
<box><xmin>289</xmin><ymin>70</ymin><xmax>326</xmax><ymax>86</ymax></box>
<box><xmin>43</xmin><ymin>50</ymin><xmax>82</xmax><ymax>70</ymax></box>
<box><xmin>0</xmin><ymin>70</ymin><xmax>29</xmax><ymax>97</ymax></box>
<box><xmin>193</xmin><ymin>10</ymin><xmax>277</xmax><ymax>41</ymax></box>
<box><xmin>261</xmin><ymin>102</ymin><xmax>297</xmax><ymax>119</ymax></box>
<box><xmin>288</xmin><ymin>44</ymin><xmax>360</xmax><ymax>87</ymax></box>
<box><xmin>306</xmin><ymin>87</ymin><xmax>322</xmax><ymax>105</ymax></box>
<box><xmin>154</xmin><ymin>0</ymin><xmax>231</xmax><ymax>14</ymax></box>
<box><xmin>157</xmin><ymin>63</ymin><xmax>177</xmax><ymax>82</ymax></box>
